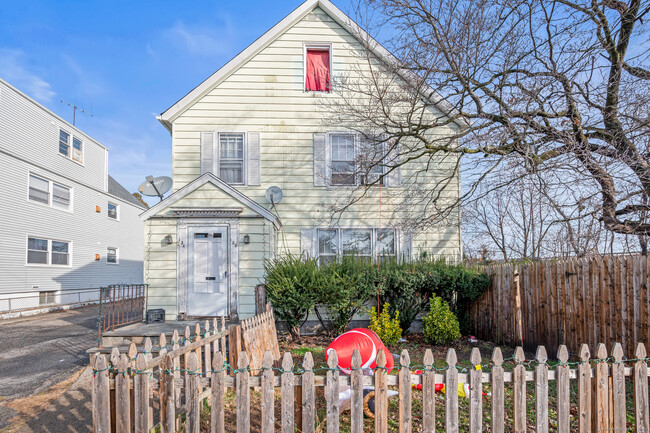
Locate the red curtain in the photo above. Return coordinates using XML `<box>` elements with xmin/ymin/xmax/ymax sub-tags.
<box><xmin>306</xmin><ymin>49</ymin><xmax>331</xmax><ymax>91</ymax></box>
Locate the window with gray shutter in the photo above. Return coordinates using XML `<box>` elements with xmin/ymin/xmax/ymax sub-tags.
<box><xmin>313</xmin><ymin>133</ymin><xmax>327</xmax><ymax>186</ymax></box>
<box><xmin>247</xmin><ymin>133</ymin><xmax>261</xmax><ymax>186</ymax></box>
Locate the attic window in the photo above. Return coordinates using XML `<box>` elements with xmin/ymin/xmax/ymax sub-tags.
<box><xmin>305</xmin><ymin>46</ymin><xmax>331</xmax><ymax>92</ymax></box>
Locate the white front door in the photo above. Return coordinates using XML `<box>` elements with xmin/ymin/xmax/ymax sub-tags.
<box><xmin>187</xmin><ymin>227</ymin><xmax>228</xmax><ymax>316</ymax></box>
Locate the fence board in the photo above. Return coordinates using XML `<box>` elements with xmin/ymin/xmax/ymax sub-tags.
<box><xmin>134</xmin><ymin>355</ymin><xmax>150</xmax><ymax>433</ymax></box>
<box><xmin>211</xmin><ymin>352</ymin><xmax>226</xmax><ymax>433</ymax></box>
<box><xmin>491</xmin><ymin>348</ymin><xmax>504</xmax><ymax>433</ymax></box>
<box><xmin>469</xmin><ymin>348</ymin><xmax>482</xmax><ymax>433</ymax></box>
<box><xmin>374</xmin><ymin>350</ymin><xmax>388</xmax><ymax>433</ymax></box>
<box><xmin>535</xmin><ymin>346</ymin><xmax>548</xmax><ymax>433</ymax></box>
<box><xmin>186</xmin><ymin>352</ymin><xmax>201</xmax><ymax>433</ymax></box>
<box><xmin>160</xmin><ymin>354</ymin><xmax>174</xmax><ymax>433</ymax></box>
<box><xmin>236</xmin><ymin>351</ymin><xmax>250</xmax><ymax>433</ymax></box>
<box><xmin>513</xmin><ymin>347</ymin><xmax>526</xmax><ymax>433</ymax></box>
<box><xmin>578</xmin><ymin>345</ymin><xmax>591</xmax><ymax>433</ymax></box>
<box><xmin>302</xmin><ymin>352</ymin><xmax>315</xmax><ymax>433</ymax></box>
<box><xmin>281</xmin><ymin>353</ymin><xmax>295</xmax><ymax>433</ymax></box>
<box><xmin>92</xmin><ymin>354</ymin><xmax>111</xmax><ymax>433</ymax></box>
<box><xmin>326</xmin><ymin>350</ymin><xmax>340</xmax><ymax>433</ymax></box>
<box><xmin>611</xmin><ymin>343</ymin><xmax>626</xmax><ymax>433</ymax></box>
<box><xmin>556</xmin><ymin>346</ymin><xmax>570</xmax><ymax>433</ymax></box>
<box><xmin>445</xmin><ymin>349</ymin><xmax>459</xmax><ymax>433</ymax></box>
<box><xmin>634</xmin><ymin>343</ymin><xmax>649</xmax><ymax>433</ymax></box>
<box><xmin>261</xmin><ymin>351</ymin><xmax>275</xmax><ymax>433</ymax></box>
<box><xmin>399</xmin><ymin>350</ymin><xmax>412</xmax><ymax>433</ymax></box>
<box><xmin>422</xmin><ymin>350</ymin><xmax>435</xmax><ymax>433</ymax></box>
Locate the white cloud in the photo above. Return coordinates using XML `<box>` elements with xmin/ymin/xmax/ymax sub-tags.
<box><xmin>0</xmin><ymin>48</ymin><xmax>56</xmax><ymax>103</ymax></box>
<box><xmin>163</xmin><ymin>19</ymin><xmax>235</xmax><ymax>58</ymax></box>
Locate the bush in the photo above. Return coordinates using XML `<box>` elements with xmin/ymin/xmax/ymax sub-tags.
<box><xmin>368</xmin><ymin>303</ymin><xmax>402</xmax><ymax>346</ymax></box>
<box><xmin>264</xmin><ymin>255</ymin><xmax>320</xmax><ymax>338</ymax></box>
<box><xmin>376</xmin><ymin>260</ymin><xmax>427</xmax><ymax>333</ymax></box>
<box><xmin>422</xmin><ymin>295</ymin><xmax>461</xmax><ymax>345</ymax></box>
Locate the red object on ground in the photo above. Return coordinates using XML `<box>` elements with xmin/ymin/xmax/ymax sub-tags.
<box><xmin>326</xmin><ymin>328</ymin><xmax>394</xmax><ymax>374</ymax></box>
<box><xmin>305</xmin><ymin>49</ymin><xmax>331</xmax><ymax>91</ymax></box>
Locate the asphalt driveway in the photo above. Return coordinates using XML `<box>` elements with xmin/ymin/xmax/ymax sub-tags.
<box><xmin>0</xmin><ymin>306</ymin><xmax>99</xmax><ymax>431</ymax></box>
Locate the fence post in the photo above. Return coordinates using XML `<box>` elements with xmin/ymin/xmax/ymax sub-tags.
<box><xmin>237</xmin><ymin>351</ymin><xmax>250</xmax><ymax>433</ymax></box>
<box><xmin>611</xmin><ymin>343</ymin><xmax>626</xmax><ymax>433</ymax></box>
<box><xmin>326</xmin><ymin>350</ymin><xmax>339</xmax><ymax>433</ymax></box>
<box><xmin>92</xmin><ymin>354</ymin><xmax>111</xmax><ymax>433</ymax></box>
<box><xmin>262</xmin><ymin>351</ymin><xmax>275</xmax><ymax>433</ymax></box>
<box><xmin>399</xmin><ymin>349</ymin><xmax>412</xmax><ymax>433</ymax></box>
<box><xmin>491</xmin><ymin>348</ymin><xmax>504</xmax><ymax>433</ymax></box>
<box><xmin>212</xmin><ymin>351</ymin><xmax>226</xmax><ymax>433</ymax></box>
<box><xmin>445</xmin><ymin>348</ymin><xmax>458</xmax><ymax>433</ymax></box>
<box><xmin>634</xmin><ymin>343</ymin><xmax>649</xmax><ymax>433</ymax></box>
<box><xmin>513</xmin><ymin>346</ymin><xmax>526</xmax><ymax>433</ymax></box>
<box><xmin>302</xmin><ymin>352</ymin><xmax>315</xmax><ymax>433</ymax></box>
<box><xmin>115</xmin><ymin>354</ymin><xmax>131</xmax><ymax>433</ymax></box>
<box><xmin>350</xmin><ymin>350</ymin><xmax>364</xmax><ymax>433</ymax></box>
<box><xmin>535</xmin><ymin>346</ymin><xmax>548</xmax><ymax>433</ymax></box>
<box><xmin>593</xmin><ymin>343</ymin><xmax>610</xmax><ymax>432</ymax></box>
<box><xmin>556</xmin><ymin>345</ymin><xmax>570</xmax><ymax>433</ymax></box>
<box><xmin>469</xmin><ymin>348</ymin><xmax>482</xmax><ymax>433</ymax></box>
<box><xmin>229</xmin><ymin>324</ymin><xmax>242</xmax><ymax>378</ymax></box>
<box><xmin>374</xmin><ymin>349</ymin><xmax>388</xmax><ymax>433</ymax></box>
<box><xmin>281</xmin><ymin>353</ymin><xmax>295</xmax><ymax>433</ymax></box>
<box><xmin>204</xmin><ymin>320</ymin><xmax>211</xmax><ymax>377</ymax></box>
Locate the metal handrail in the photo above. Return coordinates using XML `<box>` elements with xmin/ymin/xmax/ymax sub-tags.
<box><xmin>0</xmin><ymin>287</ymin><xmax>106</xmax><ymax>313</ymax></box>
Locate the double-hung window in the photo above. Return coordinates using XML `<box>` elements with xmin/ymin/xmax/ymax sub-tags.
<box><xmin>28</xmin><ymin>174</ymin><xmax>71</xmax><ymax>211</ymax></box>
<box><xmin>107</xmin><ymin>247</ymin><xmax>118</xmax><ymax>264</ymax></box>
<box><xmin>316</xmin><ymin>228</ymin><xmax>397</xmax><ymax>264</ymax></box>
<box><xmin>108</xmin><ymin>202</ymin><xmax>119</xmax><ymax>220</ymax></box>
<box><xmin>330</xmin><ymin>134</ymin><xmax>356</xmax><ymax>186</ymax></box>
<box><xmin>27</xmin><ymin>237</ymin><xmax>70</xmax><ymax>266</ymax></box>
<box><xmin>219</xmin><ymin>133</ymin><xmax>245</xmax><ymax>184</ymax></box>
<box><xmin>58</xmin><ymin>128</ymin><xmax>83</xmax><ymax>163</ymax></box>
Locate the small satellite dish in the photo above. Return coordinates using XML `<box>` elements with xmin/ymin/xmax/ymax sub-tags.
<box><xmin>265</xmin><ymin>186</ymin><xmax>283</xmax><ymax>204</ymax></box>
<box><xmin>138</xmin><ymin>175</ymin><xmax>173</xmax><ymax>202</ymax></box>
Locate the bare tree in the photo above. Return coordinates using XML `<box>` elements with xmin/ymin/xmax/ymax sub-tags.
<box><xmin>324</xmin><ymin>0</ymin><xmax>650</xmax><ymax>239</ymax></box>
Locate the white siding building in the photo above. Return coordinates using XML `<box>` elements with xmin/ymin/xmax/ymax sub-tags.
<box><xmin>143</xmin><ymin>0</ymin><xmax>463</xmax><ymax>320</ymax></box>
<box><xmin>0</xmin><ymin>79</ymin><xmax>146</xmax><ymax>310</ymax></box>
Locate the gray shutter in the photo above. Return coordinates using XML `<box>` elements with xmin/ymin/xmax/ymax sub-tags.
<box><xmin>300</xmin><ymin>228</ymin><xmax>315</xmax><ymax>258</ymax></box>
<box><xmin>313</xmin><ymin>133</ymin><xmax>327</xmax><ymax>186</ymax></box>
<box><xmin>400</xmin><ymin>230</ymin><xmax>412</xmax><ymax>261</ymax></box>
<box><xmin>385</xmin><ymin>141</ymin><xmax>401</xmax><ymax>187</ymax></box>
<box><xmin>248</xmin><ymin>132</ymin><xmax>261</xmax><ymax>186</ymax></box>
<box><xmin>200</xmin><ymin>132</ymin><xmax>214</xmax><ymax>175</ymax></box>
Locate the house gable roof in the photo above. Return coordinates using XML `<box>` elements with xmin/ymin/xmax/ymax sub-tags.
<box><xmin>157</xmin><ymin>0</ymin><xmax>466</xmax><ymax>131</ymax></box>
<box><xmin>139</xmin><ymin>172</ymin><xmax>279</xmax><ymax>227</ymax></box>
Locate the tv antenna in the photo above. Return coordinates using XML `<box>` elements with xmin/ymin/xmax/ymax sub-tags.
<box><xmin>138</xmin><ymin>175</ymin><xmax>173</xmax><ymax>202</ymax></box>
<box><xmin>60</xmin><ymin>100</ymin><xmax>93</xmax><ymax>126</ymax></box>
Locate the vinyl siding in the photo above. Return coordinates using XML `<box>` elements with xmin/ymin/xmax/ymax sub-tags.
<box><xmin>147</xmin><ymin>7</ymin><xmax>461</xmax><ymax>318</ymax></box>
<box><xmin>0</xmin><ymin>80</ymin><xmax>145</xmax><ymax>298</ymax></box>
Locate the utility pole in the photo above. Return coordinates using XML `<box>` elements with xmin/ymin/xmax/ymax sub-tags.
<box><xmin>60</xmin><ymin>100</ymin><xmax>93</xmax><ymax>126</ymax></box>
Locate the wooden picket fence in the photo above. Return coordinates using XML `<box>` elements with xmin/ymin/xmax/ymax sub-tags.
<box><xmin>470</xmin><ymin>255</ymin><xmax>650</xmax><ymax>357</ymax></box>
<box><xmin>92</xmin><ymin>340</ymin><xmax>650</xmax><ymax>433</ymax></box>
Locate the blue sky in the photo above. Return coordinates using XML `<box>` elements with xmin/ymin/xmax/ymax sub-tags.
<box><xmin>0</xmin><ymin>0</ymin><xmax>354</xmax><ymax>197</ymax></box>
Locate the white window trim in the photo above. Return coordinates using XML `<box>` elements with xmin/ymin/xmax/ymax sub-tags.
<box><xmin>106</xmin><ymin>247</ymin><xmax>119</xmax><ymax>265</ymax></box>
<box><xmin>25</xmin><ymin>236</ymin><xmax>72</xmax><ymax>268</ymax></box>
<box><xmin>326</xmin><ymin>132</ymin><xmax>387</xmax><ymax>188</ymax></box>
<box><xmin>303</xmin><ymin>42</ymin><xmax>333</xmax><ymax>93</ymax></box>
<box><xmin>57</xmin><ymin>128</ymin><xmax>85</xmax><ymax>166</ymax></box>
<box><xmin>316</xmin><ymin>227</ymin><xmax>398</xmax><ymax>262</ymax></box>
<box><xmin>215</xmin><ymin>131</ymin><xmax>248</xmax><ymax>186</ymax></box>
<box><xmin>107</xmin><ymin>202</ymin><xmax>119</xmax><ymax>221</ymax></box>
<box><xmin>27</xmin><ymin>172</ymin><xmax>73</xmax><ymax>213</ymax></box>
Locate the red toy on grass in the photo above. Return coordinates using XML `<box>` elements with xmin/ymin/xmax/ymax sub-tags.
<box><xmin>325</xmin><ymin>328</ymin><xmax>394</xmax><ymax>374</ymax></box>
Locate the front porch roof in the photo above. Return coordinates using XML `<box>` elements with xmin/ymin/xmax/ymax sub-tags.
<box><xmin>139</xmin><ymin>172</ymin><xmax>280</xmax><ymax>228</ymax></box>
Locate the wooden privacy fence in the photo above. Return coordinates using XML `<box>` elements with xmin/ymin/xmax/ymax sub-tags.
<box><xmin>470</xmin><ymin>255</ymin><xmax>650</xmax><ymax>357</ymax></box>
<box><xmin>93</xmin><ymin>341</ymin><xmax>650</xmax><ymax>433</ymax></box>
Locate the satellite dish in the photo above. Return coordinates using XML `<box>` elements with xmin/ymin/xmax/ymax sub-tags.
<box><xmin>138</xmin><ymin>176</ymin><xmax>173</xmax><ymax>202</ymax></box>
<box><xmin>265</xmin><ymin>186</ymin><xmax>283</xmax><ymax>204</ymax></box>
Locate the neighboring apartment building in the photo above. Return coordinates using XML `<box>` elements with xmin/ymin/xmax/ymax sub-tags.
<box><xmin>142</xmin><ymin>0</ymin><xmax>463</xmax><ymax>320</ymax></box>
<box><xmin>0</xmin><ymin>79</ymin><xmax>146</xmax><ymax>310</ymax></box>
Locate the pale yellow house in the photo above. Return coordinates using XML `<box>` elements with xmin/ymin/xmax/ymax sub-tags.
<box><xmin>142</xmin><ymin>0</ymin><xmax>464</xmax><ymax>320</ymax></box>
